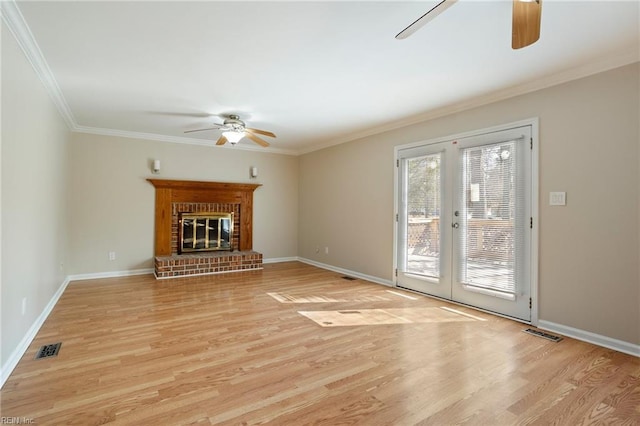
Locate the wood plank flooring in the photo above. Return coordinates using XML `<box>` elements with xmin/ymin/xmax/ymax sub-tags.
<box><xmin>1</xmin><ymin>262</ymin><xmax>638</xmax><ymax>425</ymax></box>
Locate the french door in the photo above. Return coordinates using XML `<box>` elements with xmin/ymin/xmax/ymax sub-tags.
<box><xmin>396</xmin><ymin>125</ymin><xmax>533</xmax><ymax>321</ymax></box>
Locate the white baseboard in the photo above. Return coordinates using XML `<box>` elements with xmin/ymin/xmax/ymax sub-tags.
<box><xmin>298</xmin><ymin>257</ymin><xmax>394</xmax><ymax>287</ymax></box>
<box><xmin>263</xmin><ymin>256</ymin><xmax>299</xmax><ymax>264</ymax></box>
<box><xmin>538</xmin><ymin>320</ymin><xmax>640</xmax><ymax>358</ymax></box>
<box><xmin>0</xmin><ymin>277</ymin><xmax>71</xmax><ymax>388</ymax></box>
<box><xmin>67</xmin><ymin>268</ymin><xmax>154</xmax><ymax>282</ymax></box>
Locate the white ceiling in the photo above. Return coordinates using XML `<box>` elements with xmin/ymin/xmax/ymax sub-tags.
<box><xmin>6</xmin><ymin>1</ymin><xmax>640</xmax><ymax>154</ymax></box>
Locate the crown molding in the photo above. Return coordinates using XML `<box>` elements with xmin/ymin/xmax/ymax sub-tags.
<box><xmin>73</xmin><ymin>125</ymin><xmax>299</xmax><ymax>156</ymax></box>
<box><xmin>1</xmin><ymin>0</ymin><xmax>77</xmax><ymax>130</ymax></box>
<box><xmin>298</xmin><ymin>50</ymin><xmax>640</xmax><ymax>155</ymax></box>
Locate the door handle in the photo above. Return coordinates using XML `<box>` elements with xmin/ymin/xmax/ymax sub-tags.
<box><xmin>452</xmin><ymin>222</ymin><xmax>459</xmax><ymax>229</ymax></box>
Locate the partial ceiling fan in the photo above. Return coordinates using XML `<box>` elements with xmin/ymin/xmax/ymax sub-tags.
<box><xmin>396</xmin><ymin>0</ymin><xmax>542</xmax><ymax>50</ymax></box>
<box><xmin>184</xmin><ymin>114</ymin><xmax>276</xmax><ymax>147</ymax></box>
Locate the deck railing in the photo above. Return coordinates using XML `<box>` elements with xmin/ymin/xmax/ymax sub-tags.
<box><xmin>408</xmin><ymin>217</ymin><xmax>513</xmax><ymax>262</ymax></box>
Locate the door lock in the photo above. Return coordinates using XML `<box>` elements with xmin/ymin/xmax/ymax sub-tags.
<box><xmin>452</xmin><ymin>222</ymin><xmax>459</xmax><ymax>229</ymax></box>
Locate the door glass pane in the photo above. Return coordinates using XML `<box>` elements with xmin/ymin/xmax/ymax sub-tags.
<box><xmin>195</xmin><ymin>219</ymin><xmax>207</xmax><ymax>249</ymax></box>
<box><xmin>208</xmin><ymin>219</ymin><xmax>219</xmax><ymax>248</ymax></box>
<box><xmin>458</xmin><ymin>141</ymin><xmax>520</xmax><ymax>294</ymax></box>
<box><xmin>405</xmin><ymin>153</ymin><xmax>441</xmax><ymax>278</ymax></box>
<box><xmin>220</xmin><ymin>219</ymin><xmax>231</xmax><ymax>248</ymax></box>
<box><xmin>182</xmin><ymin>219</ymin><xmax>194</xmax><ymax>248</ymax></box>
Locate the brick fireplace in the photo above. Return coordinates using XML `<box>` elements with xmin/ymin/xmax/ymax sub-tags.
<box><xmin>148</xmin><ymin>179</ymin><xmax>263</xmax><ymax>278</ymax></box>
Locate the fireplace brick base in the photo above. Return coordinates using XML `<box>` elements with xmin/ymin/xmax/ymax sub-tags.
<box><xmin>154</xmin><ymin>250</ymin><xmax>263</xmax><ymax>279</ymax></box>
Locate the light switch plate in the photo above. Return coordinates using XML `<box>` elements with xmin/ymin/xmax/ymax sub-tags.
<box><xmin>549</xmin><ymin>192</ymin><xmax>566</xmax><ymax>206</ymax></box>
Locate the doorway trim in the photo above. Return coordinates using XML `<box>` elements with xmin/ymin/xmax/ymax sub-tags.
<box><xmin>393</xmin><ymin>118</ymin><xmax>539</xmax><ymax>325</ymax></box>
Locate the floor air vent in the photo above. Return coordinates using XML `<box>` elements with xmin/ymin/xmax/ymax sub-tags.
<box><xmin>523</xmin><ymin>328</ymin><xmax>563</xmax><ymax>342</ymax></box>
<box><xmin>35</xmin><ymin>342</ymin><xmax>62</xmax><ymax>359</ymax></box>
<box><xmin>341</xmin><ymin>276</ymin><xmax>356</xmax><ymax>281</ymax></box>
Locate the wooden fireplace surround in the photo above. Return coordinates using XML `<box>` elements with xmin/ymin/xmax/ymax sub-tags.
<box><xmin>148</xmin><ymin>179</ymin><xmax>261</xmax><ymax>256</ymax></box>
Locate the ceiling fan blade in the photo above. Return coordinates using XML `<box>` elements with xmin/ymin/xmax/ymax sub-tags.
<box><xmin>245</xmin><ymin>132</ymin><xmax>270</xmax><ymax>148</ymax></box>
<box><xmin>246</xmin><ymin>128</ymin><xmax>276</xmax><ymax>138</ymax></box>
<box><xmin>184</xmin><ymin>125</ymin><xmax>223</xmax><ymax>134</ymax></box>
<box><xmin>216</xmin><ymin>135</ymin><xmax>228</xmax><ymax>145</ymax></box>
<box><xmin>512</xmin><ymin>0</ymin><xmax>542</xmax><ymax>49</ymax></box>
<box><xmin>395</xmin><ymin>0</ymin><xmax>459</xmax><ymax>40</ymax></box>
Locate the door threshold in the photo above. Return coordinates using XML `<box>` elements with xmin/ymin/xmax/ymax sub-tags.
<box><xmin>396</xmin><ymin>285</ymin><xmax>532</xmax><ymax>325</ymax></box>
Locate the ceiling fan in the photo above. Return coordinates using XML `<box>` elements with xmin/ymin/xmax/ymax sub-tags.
<box><xmin>396</xmin><ymin>0</ymin><xmax>542</xmax><ymax>50</ymax></box>
<box><xmin>184</xmin><ymin>114</ymin><xmax>276</xmax><ymax>147</ymax></box>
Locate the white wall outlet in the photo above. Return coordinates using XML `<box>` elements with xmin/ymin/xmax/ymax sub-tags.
<box><xmin>549</xmin><ymin>192</ymin><xmax>567</xmax><ymax>206</ymax></box>
<box><xmin>324</xmin><ymin>247</ymin><xmax>329</xmax><ymax>255</ymax></box>
<box><xmin>109</xmin><ymin>251</ymin><xmax>116</xmax><ymax>261</ymax></box>
<box><xmin>22</xmin><ymin>297</ymin><xmax>27</xmax><ymax>315</ymax></box>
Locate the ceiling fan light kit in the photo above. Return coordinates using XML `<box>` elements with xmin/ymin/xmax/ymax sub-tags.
<box><xmin>222</xmin><ymin>130</ymin><xmax>245</xmax><ymax>144</ymax></box>
<box><xmin>184</xmin><ymin>114</ymin><xmax>276</xmax><ymax>148</ymax></box>
<box><xmin>396</xmin><ymin>0</ymin><xmax>542</xmax><ymax>50</ymax></box>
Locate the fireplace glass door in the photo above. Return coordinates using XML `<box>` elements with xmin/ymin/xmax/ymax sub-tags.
<box><xmin>179</xmin><ymin>212</ymin><xmax>233</xmax><ymax>253</ymax></box>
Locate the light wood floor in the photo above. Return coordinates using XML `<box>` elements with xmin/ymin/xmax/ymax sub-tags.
<box><xmin>1</xmin><ymin>262</ymin><xmax>638</xmax><ymax>425</ymax></box>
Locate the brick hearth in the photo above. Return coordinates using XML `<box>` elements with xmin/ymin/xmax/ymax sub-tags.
<box><xmin>155</xmin><ymin>251</ymin><xmax>263</xmax><ymax>279</ymax></box>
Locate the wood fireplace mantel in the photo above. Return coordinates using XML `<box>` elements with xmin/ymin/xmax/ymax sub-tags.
<box><xmin>148</xmin><ymin>179</ymin><xmax>261</xmax><ymax>256</ymax></box>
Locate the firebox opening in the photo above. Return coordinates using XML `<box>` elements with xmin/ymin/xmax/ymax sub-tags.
<box><xmin>179</xmin><ymin>212</ymin><xmax>234</xmax><ymax>254</ymax></box>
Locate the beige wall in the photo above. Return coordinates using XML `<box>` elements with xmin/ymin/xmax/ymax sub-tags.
<box><xmin>68</xmin><ymin>134</ymin><xmax>298</xmax><ymax>274</ymax></box>
<box><xmin>299</xmin><ymin>63</ymin><xmax>640</xmax><ymax>345</ymax></box>
<box><xmin>1</xmin><ymin>25</ymin><xmax>71</xmax><ymax>367</ymax></box>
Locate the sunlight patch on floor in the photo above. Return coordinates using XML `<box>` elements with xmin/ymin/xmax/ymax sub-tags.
<box><xmin>267</xmin><ymin>292</ymin><xmax>391</xmax><ymax>304</ymax></box>
<box><xmin>439</xmin><ymin>306</ymin><xmax>488</xmax><ymax>321</ymax></box>
<box><xmin>298</xmin><ymin>307</ymin><xmax>486</xmax><ymax>327</ymax></box>
<box><xmin>385</xmin><ymin>290</ymin><xmax>419</xmax><ymax>300</ymax></box>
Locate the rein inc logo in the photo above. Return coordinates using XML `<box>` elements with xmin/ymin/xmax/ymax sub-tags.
<box><xmin>1</xmin><ymin>418</ymin><xmax>35</xmax><ymax>424</ymax></box>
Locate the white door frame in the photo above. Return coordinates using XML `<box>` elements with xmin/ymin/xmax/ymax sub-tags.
<box><xmin>393</xmin><ymin>118</ymin><xmax>539</xmax><ymax>325</ymax></box>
